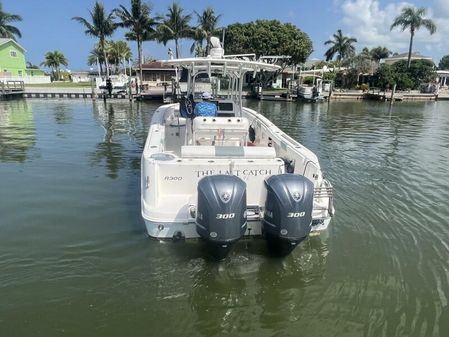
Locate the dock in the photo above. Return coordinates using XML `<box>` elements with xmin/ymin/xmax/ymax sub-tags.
<box><xmin>363</xmin><ymin>89</ymin><xmax>438</xmax><ymax>101</ymax></box>
<box><xmin>332</xmin><ymin>91</ymin><xmax>365</xmax><ymax>100</ymax></box>
<box><xmin>257</xmin><ymin>89</ymin><xmax>297</xmax><ymax>102</ymax></box>
<box><xmin>258</xmin><ymin>94</ymin><xmax>294</xmax><ymax>102</ymax></box>
<box><xmin>22</xmin><ymin>87</ymin><xmax>130</xmax><ymax>99</ymax></box>
<box><xmin>2</xmin><ymin>81</ymin><xmax>448</xmax><ymax>102</ymax></box>
<box><xmin>0</xmin><ymin>80</ymin><xmax>25</xmax><ymax>98</ymax></box>
<box><xmin>136</xmin><ymin>88</ymin><xmax>166</xmax><ymax>101</ymax></box>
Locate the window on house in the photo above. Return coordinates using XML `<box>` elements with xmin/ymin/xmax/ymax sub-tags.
<box><xmin>162</xmin><ymin>73</ymin><xmax>170</xmax><ymax>81</ymax></box>
<box><xmin>10</xmin><ymin>51</ymin><xmax>17</xmax><ymax>57</ymax></box>
<box><xmin>18</xmin><ymin>71</ymin><xmax>23</xmax><ymax>77</ymax></box>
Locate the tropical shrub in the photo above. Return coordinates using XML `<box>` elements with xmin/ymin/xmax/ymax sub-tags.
<box><xmin>439</xmin><ymin>55</ymin><xmax>449</xmax><ymax>70</ymax></box>
<box><xmin>407</xmin><ymin>59</ymin><xmax>436</xmax><ymax>87</ymax></box>
<box><xmin>373</xmin><ymin>59</ymin><xmax>435</xmax><ymax>90</ymax></box>
<box><xmin>360</xmin><ymin>83</ymin><xmax>369</xmax><ymax>91</ymax></box>
<box><xmin>224</xmin><ymin>20</ymin><xmax>312</xmax><ymax>65</ymax></box>
<box><xmin>302</xmin><ymin>76</ymin><xmax>314</xmax><ymax>85</ymax></box>
<box><xmin>374</xmin><ymin>64</ymin><xmax>395</xmax><ymax>89</ymax></box>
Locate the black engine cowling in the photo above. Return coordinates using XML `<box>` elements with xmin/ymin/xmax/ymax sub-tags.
<box><xmin>196</xmin><ymin>175</ymin><xmax>247</xmax><ymax>259</ymax></box>
<box><xmin>263</xmin><ymin>174</ymin><xmax>314</xmax><ymax>256</ymax></box>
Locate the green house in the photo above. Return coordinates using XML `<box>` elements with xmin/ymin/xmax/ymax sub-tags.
<box><xmin>25</xmin><ymin>68</ymin><xmax>45</xmax><ymax>76</ymax></box>
<box><xmin>0</xmin><ymin>38</ymin><xmax>27</xmax><ymax>77</ymax></box>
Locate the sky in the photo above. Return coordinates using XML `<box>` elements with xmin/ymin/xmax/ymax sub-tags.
<box><xmin>4</xmin><ymin>0</ymin><xmax>449</xmax><ymax>70</ymax></box>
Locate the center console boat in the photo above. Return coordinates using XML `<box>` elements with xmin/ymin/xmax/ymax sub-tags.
<box><xmin>141</xmin><ymin>38</ymin><xmax>334</xmax><ymax>259</ymax></box>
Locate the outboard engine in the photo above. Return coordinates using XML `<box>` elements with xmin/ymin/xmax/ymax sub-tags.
<box><xmin>263</xmin><ymin>174</ymin><xmax>314</xmax><ymax>256</ymax></box>
<box><xmin>196</xmin><ymin>175</ymin><xmax>247</xmax><ymax>260</ymax></box>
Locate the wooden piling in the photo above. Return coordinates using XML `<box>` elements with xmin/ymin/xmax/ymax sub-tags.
<box><xmin>390</xmin><ymin>84</ymin><xmax>396</xmax><ymax>105</ymax></box>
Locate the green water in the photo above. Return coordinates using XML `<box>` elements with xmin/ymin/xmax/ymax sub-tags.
<box><xmin>1</xmin><ymin>98</ymin><xmax>449</xmax><ymax>337</ymax></box>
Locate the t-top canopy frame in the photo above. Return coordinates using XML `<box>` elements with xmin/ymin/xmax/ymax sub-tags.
<box><xmin>163</xmin><ymin>58</ymin><xmax>281</xmax><ymax>116</ymax></box>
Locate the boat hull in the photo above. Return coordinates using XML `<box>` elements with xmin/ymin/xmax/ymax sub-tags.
<box><xmin>141</xmin><ymin>104</ymin><xmax>334</xmax><ymax>248</ymax></box>
<box><xmin>143</xmin><ymin>217</ymin><xmax>331</xmax><ymax>240</ymax></box>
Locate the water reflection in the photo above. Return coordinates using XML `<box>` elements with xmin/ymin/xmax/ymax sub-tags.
<box><xmin>0</xmin><ymin>100</ymin><xmax>36</xmax><ymax>162</ymax></box>
<box><xmin>53</xmin><ymin>104</ymin><xmax>73</xmax><ymax>125</ymax></box>
<box><xmin>255</xmin><ymin>236</ymin><xmax>328</xmax><ymax>335</ymax></box>
<box><xmin>188</xmin><ymin>235</ymin><xmax>329</xmax><ymax>336</ymax></box>
<box><xmin>90</xmin><ymin>101</ymin><xmax>147</xmax><ymax>179</ymax></box>
<box><xmin>90</xmin><ymin>104</ymin><xmax>124</xmax><ymax>179</ymax></box>
<box><xmin>190</xmin><ymin>259</ymin><xmax>247</xmax><ymax>336</ymax></box>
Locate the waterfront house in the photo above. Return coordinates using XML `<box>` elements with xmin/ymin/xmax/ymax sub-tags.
<box><xmin>383</xmin><ymin>52</ymin><xmax>433</xmax><ymax>65</ymax></box>
<box><xmin>25</xmin><ymin>68</ymin><xmax>45</xmax><ymax>77</ymax></box>
<box><xmin>271</xmin><ymin>60</ymin><xmax>328</xmax><ymax>89</ymax></box>
<box><xmin>0</xmin><ymin>38</ymin><xmax>26</xmax><ymax>77</ymax></box>
<box><xmin>0</xmin><ymin>38</ymin><xmax>50</xmax><ymax>84</ymax></box>
<box><xmin>437</xmin><ymin>70</ymin><xmax>449</xmax><ymax>88</ymax></box>
<box><xmin>140</xmin><ymin>62</ymin><xmax>176</xmax><ymax>88</ymax></box>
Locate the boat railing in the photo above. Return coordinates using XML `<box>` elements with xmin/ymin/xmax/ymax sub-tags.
<box><xmin>1</xmin><ymin>80</ymin><xmax>25</xmax><ymax>93</ymax></box>
<box><xmin>314</xmin><ymin>184</ymin><xmax>334</xmax><ymax>216</ymax></box>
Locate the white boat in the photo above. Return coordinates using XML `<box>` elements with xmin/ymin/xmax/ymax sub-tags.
<box><xmin>297</xmin><ymin>79</ymin><xmax>325</xmax><ymax>102</ymax></box>
<box><xmin>296</xmin><ymin>78</ymin><xmax>334</xmax><ymax>102</ymax></box>
<box><xmin>98</xmin><ymin>74</ymin><xmax>128</xmax><ymax>94</ymax></box>
<box><xmin>297</xmin><ymin>85</ymin><xmax>314</xmax><ymax>100</ymax></box>
<box><xmin>141</xmin><ymin>38</ymin><xmax>334</xmax><ymax>258</ymax></box>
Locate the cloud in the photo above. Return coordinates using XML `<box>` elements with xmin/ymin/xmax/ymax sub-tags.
<box><xmin>434</xmin><ymin>0</ymin><xmax>449</xmax><ymax>18</ymax></box>
<box><xmin>339</xmin><ymin>0</ymin><xmax>449</xmax><ymax>61</ymax></box>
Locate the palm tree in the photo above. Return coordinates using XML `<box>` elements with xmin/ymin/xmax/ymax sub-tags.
<box><xmin>72</xmin><ymin>1</ymin><xmax>117</xmax><ymax>78</ymax></box>
<box><xmin>192</xmin><ymin>7</ymin><xmax>221</xmax><ymax>55</ymax></box>
<box><xmin>193</xmin><ymin>45</ymin><xmax>206</xmax><ymax>57</ymax></box>
<box><xmin>350</xmin><ymin>51</ymin><xmax>374</xmax><ymax>77</ymax></box>
<box><xmin>370</xmin><ymin>46</ymin><xmax>391</xmax><ymax>63</ymax></box>
<box><xmin>360</xmin><ymin>47</ymin><xmax>372</xmax><ymax>59</ymax></box>
<box><xmin>0</xmin><ymin>3</ymin><xmax>22</xmax><ymax>40</ymax></box>
<box><xmin>105</xmin><ymin>40</ymin><xmax>132</xmax><ymax>74</ymax></box>
<box><xmin>114</xmin><ymin>0</ymin><xmax>159</xmax><ymax>89</ymax></box>
<box><xmin>390</xmin><ymin>6</ymin><xmax>436</xmax><ymax>68</ymax></box>
<box><xmin>41</xmin><ymin>51</ymin><xmax>68</xmax><ymax>81</ymax></box>
<box><xmin>87</xmin><ymin>44</ymin><xmax>105</xmax><ymax>75</ymax></box>
<box><xmin>26</xmin><ymin>61</ymin><xmax>39</xmax><ymax>69</ymax></box>
<box><xmin>324</xmin><ymin>29</ymin><xmax>357</xmax><ymax>65</ymax></box>
<box><xmin>158</xmin><ymin>2</ymin><xmax>193</xmax><ymax>58</ymax></box>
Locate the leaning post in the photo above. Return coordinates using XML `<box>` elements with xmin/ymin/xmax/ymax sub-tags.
<box><xmin>328</xmin><ymin>81</ymin><xmax>333</xmax><ymax>105</ymax></box>
<box><xmin>91</xmin><ymin>77</ymin><xmax>96</xmax><ymax>101</ymax></box>
<box><xmin>390</xmin><ymin>84</ymin><xmax>396</xmax><ymax>106</ymax></box>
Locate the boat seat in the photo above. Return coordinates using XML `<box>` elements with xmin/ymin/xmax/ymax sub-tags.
<box><xmin>192</xmin><ymin>117</ymin><xmax>249</xmax><ymax>146</ymax></box>
<box><xmin>181</xmin><ymin>145</ymin><xmax>277</xmax><ymax>158</ymax></box>
<box><xmin>196</xmin><ymin>136</ymin><xmax>214</xmax><ymax>146</ymax></box>
<box><xmin>195</xmin><ymin>137</ymin><xmax>242</xmax><ymax>146</ymax></box>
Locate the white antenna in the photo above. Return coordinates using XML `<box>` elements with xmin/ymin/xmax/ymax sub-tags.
<box><xmin>168</xmin><ymin>48</ymin><xmax>178</xmax><ymax>82</ymax></box>
<box><xmin>222</xmin><ymin>29</ymin><xmax>225</xmax><ymax>49</ymax></box>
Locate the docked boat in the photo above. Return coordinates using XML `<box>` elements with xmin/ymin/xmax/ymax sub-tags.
<box><xmin>98</xmin><ymin>74</ymin><xmax>128</xmax><ymax>94</ymax></box>
<box><xmin>141</xmin><ymin>38</ymin><xmax>334</xmax><ymax>259</ymax></box>
<box><xmin>296</xmin><ymin>77</ymin><xmax>333</xmax><ymax>102</ymax></box>
<box><xmin>297</xmin><ymin>81</ymin><xmax>324</xmax><ymax>102</ymax></box>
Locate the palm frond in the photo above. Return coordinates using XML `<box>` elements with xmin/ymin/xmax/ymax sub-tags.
<box><xmin>0</xmin><ymin>5</ymin><xmax>22</xmax><ymax>40</ymax></box>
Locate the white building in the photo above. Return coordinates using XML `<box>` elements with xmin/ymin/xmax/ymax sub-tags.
<box><xmin>437</xmin><ymin>70</ymin><xmax>449</xmax><ymax>88</ymax></box>
<box><xmin>383</xmin><ymin>52</ymin><xmax>433</xmax><ymax>65</ymax></box>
